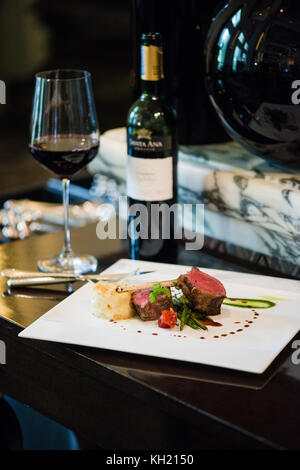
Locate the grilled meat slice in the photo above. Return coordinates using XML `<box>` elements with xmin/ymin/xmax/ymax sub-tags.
<box><xmin>131</xmin><ymin>288</ymin><xmax>173</xmax><ymax>321</ymax></box>
<box><xmin>177</xmin><ymin>266</ymin><xmax>226</xmax><ymax>315</ymax></box>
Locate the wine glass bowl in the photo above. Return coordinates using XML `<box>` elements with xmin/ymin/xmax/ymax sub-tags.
<box><xmin>29</xmin><ymin>69</ymin><xmax>100</xmax><ymax>274</ymax></box>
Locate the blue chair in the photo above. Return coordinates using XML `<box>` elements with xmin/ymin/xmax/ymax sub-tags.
<box><xmin>3</xmin><ymin>396</ymin><xmax>79</xmax><ymax>450</ymax></box>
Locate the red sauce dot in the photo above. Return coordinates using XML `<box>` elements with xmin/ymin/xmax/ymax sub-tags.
<box><xmin>152</xmin><ymin>333</ymin><xmax>158</xmax><ymax>336</ymax></box>
<box><xmin>200</xmin><ymin>337</ymin><xmax>205</xmax><ymax>339</ymax></box>
<box><xmin>109</xmin><ymin>319</ymin><xmax>113</xmax><ymax>322</ymax></box>
<box><xmin>177</xmin><ymin>335</ymin><xmax>181</xmax><ymax>337</ymax></box>
<box><xmin>244</xmin><ymin>325</ymin><xmax>250</xmax><ymax>327</ymax></box>
<box><xmin>230</xmin><ymin>332</ymin><xmax>235</xmax><ymax>334</ymax></box>
<box><xmin>248</xmin><ymin>321</ymin><xmax>253</xmax><ymax>323</ymax></box>
<box><xmin>221</xmin><ymin>334</ymin><xmax>227</xmax><ymax>337</ymax></box>
<box><xmin>237</xmin><ymin>329</ymin><xmax>243</xmax><ymax>332</ymax></box>
<box><xmin>137</xmin><ymin>331</ymin><xmax>142</xmax><ymax>333</ymax></box>
<box><xmin>214</xmin><ymin>335</ymin><xmax>219</xmax><ymax>338</ymax></box>
<box><xmin>234</xmin><ymin>322</ymin><xmax>240</xmax><ymax>324</ymax></box>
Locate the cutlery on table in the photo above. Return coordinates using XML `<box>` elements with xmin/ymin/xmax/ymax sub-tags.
<box><xmin>1</xmin><ymin>268</ymin><xmax>155</xmax><ymax>287</ymax></box>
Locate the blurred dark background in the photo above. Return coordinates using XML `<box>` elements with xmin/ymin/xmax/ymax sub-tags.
<box><xmin>0</xmin><ymin>0</ymin><xmax>131</xmax><ymax>195</ymax></box>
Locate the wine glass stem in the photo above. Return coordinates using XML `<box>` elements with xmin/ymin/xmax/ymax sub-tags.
<box><xmin>61</xmin><ymin>178</ymin><xmax>72</xmax><ymax>256</ymax></box>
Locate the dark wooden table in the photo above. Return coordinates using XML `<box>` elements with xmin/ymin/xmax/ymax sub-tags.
<box><xmin>0</xmin><ymin>223</ymin><xmax>299</xmax><ymax>450</ymax></box>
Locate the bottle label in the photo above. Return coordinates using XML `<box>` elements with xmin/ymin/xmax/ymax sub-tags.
<box><xmin>128</xmin><ymin>129</ymin><xmax>172</xmax><ymax>153</ymax></box>
<box><xmin>127</xmin><ymin>156</ymin><xmax>173</xmax><ymax>201</ymax></box>
<box><xmin>141</xmin><ymin>45</ymin><xmax>164</xmax><ymax>81</ymax></box>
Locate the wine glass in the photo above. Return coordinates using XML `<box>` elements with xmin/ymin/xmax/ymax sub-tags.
<box><xmin>29</xmin><ymin>69</ymin><xmax>100</xmax><ymax>274</ymax></box>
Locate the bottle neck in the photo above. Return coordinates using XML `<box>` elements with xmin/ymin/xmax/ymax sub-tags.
<box><xmin>140</xmin><ymin>42</ymin><xmax>164</xmax><ymax>97</ymax></box>
<box><xmin>141</xmin><ymin>79</ymin><xmax>163</xmax><ymax>96</ymax></box>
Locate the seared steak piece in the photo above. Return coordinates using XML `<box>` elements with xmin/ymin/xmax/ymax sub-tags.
<box><xmin>177</xmin><ymin>266</ymin><xmax>226</xmax><ymax>315</ymax></box>
<box><xmin>131</xmin><ymin>288</ymin><xmax>172</xmax><ymax>321</ymax></box>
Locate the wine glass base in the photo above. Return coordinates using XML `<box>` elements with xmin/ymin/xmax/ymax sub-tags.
<box><xmin>38</xmin><ymin>253</ymin><xmax>98</xmax><ymax>274</ymax></box>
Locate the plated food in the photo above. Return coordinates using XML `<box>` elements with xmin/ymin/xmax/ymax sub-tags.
<box><xmin>20</xmin><ymin>258</ymin><xmax>298</xmax><ymax>374</ymax></box>
<box><xmin>92</xmin><ymin>266</ymin><xmax>227</xmax><ymax>331</ymax></box>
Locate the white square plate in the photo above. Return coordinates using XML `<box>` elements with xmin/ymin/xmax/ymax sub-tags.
<box><xmin>19</xmin><ymin>259</ymin><xmax>300</xmax><ymax>374</ymax></box>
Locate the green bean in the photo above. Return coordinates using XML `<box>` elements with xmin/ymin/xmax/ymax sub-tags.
<box><xmin>186</xmin><ymin>318</ymin><xmax>200</xmax><ymax>330</ymax></box>
<box><xmin>179</xmin><ymin>309</ymin><xmax>187</xmax><ymax>331</ymax></box>
<box><xmin>190</xmin><ymin>313</ymin><xmax>208</xmax><ymax>330</ymax></box>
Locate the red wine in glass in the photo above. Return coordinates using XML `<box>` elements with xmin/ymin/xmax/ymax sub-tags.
<box><xmin>29</xmin><ymin>135</ymin><xmax>99</xmax><ymax>179</ymax></box>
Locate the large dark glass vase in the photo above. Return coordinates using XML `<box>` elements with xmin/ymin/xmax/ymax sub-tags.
<box><xmin>205</xmin><ymin>0</ymin><xmax>300</xmax><ymax>169</ymax></box>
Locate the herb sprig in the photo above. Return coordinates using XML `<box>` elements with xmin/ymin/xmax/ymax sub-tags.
<box><xmin>149</xmin><ymin>283</ymin><xmax>172</xmax><ymax>304</ymax></box>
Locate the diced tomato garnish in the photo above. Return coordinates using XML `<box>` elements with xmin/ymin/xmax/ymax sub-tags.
<box><xmin>158</xmin><ymin>318</ymin><xmax>170</xmax><ymax>329</ymax></box>
<box><xmin>159</xmin><ymin>308</ymin><xmax>177</xmax><ymax>329</ymax></box>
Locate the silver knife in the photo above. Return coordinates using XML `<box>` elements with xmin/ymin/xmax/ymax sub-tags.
<box><xmin>3</xmin><ymin>268</ymin><xmax>155</xmax><ymax>287</ymax></box>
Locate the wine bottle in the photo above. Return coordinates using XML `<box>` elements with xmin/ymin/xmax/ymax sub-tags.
<box><xmin>126</xmin><ymin>32</ymin><xmax>178</xmax><ymax>262</ymax></box>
